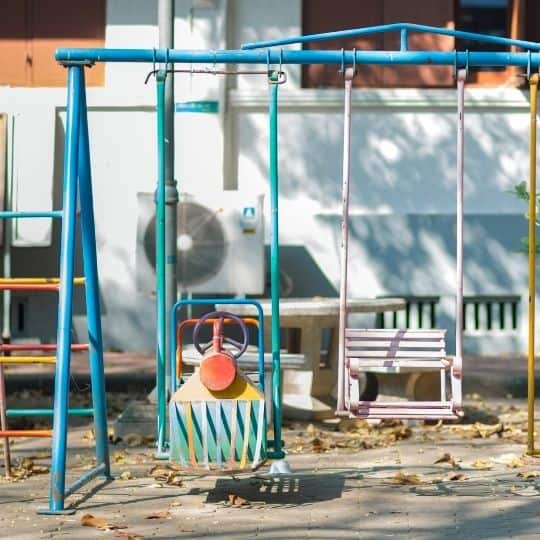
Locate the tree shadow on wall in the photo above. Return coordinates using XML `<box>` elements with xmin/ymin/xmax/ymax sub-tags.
<box><xmin>263</xmin><ymin>244</ymin><xmax>337</xmax><ymax>298</ymax></box>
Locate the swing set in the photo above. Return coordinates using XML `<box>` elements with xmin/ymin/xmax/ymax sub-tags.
<box><xmin>0</xmin><ymin>21</ymin><xmax>538</xmax><ymax>514</ymax></box>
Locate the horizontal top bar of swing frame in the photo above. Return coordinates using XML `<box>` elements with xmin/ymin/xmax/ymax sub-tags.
<box><xmin>55</xmin><ymin>48</ymin><xmax>540</xmax><ymax>68</ymax></box>
<box><xmin>241</xmin><ymin>22</ymin><xmax>540</xmax><ymax>51</ymax></box>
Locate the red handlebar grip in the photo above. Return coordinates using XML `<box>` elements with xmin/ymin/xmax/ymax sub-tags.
<box><xmin>200</xmin><ymin>352</ymin><xmax>236</xmax><ymax>391</ymax></box>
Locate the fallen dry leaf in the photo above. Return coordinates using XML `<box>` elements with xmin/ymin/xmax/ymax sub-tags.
<box><xmin>114</xmin><ymin>452</ymin><xmax>126</xmax><ymax>464</ymax></box>
<box><xmin>149</xmin><ymin>464</ymin><xmax>183</xmax><ymax>486</ymax></box>
<box><xmin>506</xmin><ymin>457</ymin><xmax>526</xmax><ymax>469</ymax></box>
<box><xmin>227</xmin><ymin>494</ymin><xmax>250</xmax><ymax>507</ymax></box>
<box><xmin>311</xmin><ymin>437</ymin><xmax>326</xmax><ymax>453</ymax></box>
<box><xmin>446</xmin><ymin>471</ymin><xmax>469</xmax><ymax>481</ymax></box>
<box><xmin>167</xmin><ymin>475</ymin><xmax>183</xmax><ymax>486</ymax></box>
<box><xmin>472</xmin><ymin>459</ymin><xmax>493</xmax><ymax>470</ymax></box>
<box><xmin>388</xmin><ymin>472</ymin><xmax>423</xmax><ymax>485</ymax></box>
<box><xmin>517</xmin><ymin>470</ymin><xmax>540</xmax><ymax>479</ymax></box>
<box><xmin>145</xmin><ymin>510</ymin><xmax>171</xmax><ymax>520</ymax></box>
<box><xmin>287</xmin><ymin>418</ymin><xmax>411</xmax><ymax>454</ymax></box>
<box><xmin>112</xmin><ymin>531</ymin><xmax>143</xmax><ymax>540</ymax></box>
<box><xmin>119</xmin><ymin>471</ymin><xmax>133</xmax><ymax>481</ymax></box>
<box><xmin>9</xmin><ymin>458</ymin><xmax>49</xmax><ymax>480</ymax></box>
<box><xmin>82</xmin><ymin>429</ymin><xmax>95</xmax><ymax>442</ymax></box>
<box><xmin>80</xmin><ymin>514</ymin><xmax>126</xmax><ymax>531</ymax></box>
<box><xmin>473</xmin><ymin>423</ymin><xmax>504</xmax><ymax>439</ymax></box>
<box><xmin>434</xmin><ymin>453</ymin><xmax>458</xmax><ymax>467</ymax></box>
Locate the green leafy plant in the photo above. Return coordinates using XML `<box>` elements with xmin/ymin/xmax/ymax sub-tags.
<box><xmin>510</xmin><ymin>181</ymin><xmax>540</xmax><ymax>253</ymax></box>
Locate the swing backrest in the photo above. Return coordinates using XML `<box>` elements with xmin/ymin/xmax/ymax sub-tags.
<box><xmin>346</xmin><ymin>328</ymin><xmax>447</xmax><ymax>377</ymax></box>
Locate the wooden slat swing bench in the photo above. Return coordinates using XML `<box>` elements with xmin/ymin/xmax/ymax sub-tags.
<box><xmin>335</xmin><ymin>67</ymin><xmax>466</xmax><ymax>421</ymax></box>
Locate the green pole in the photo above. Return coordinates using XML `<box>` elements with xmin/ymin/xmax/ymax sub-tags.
<box><xmin>156</xmin><ymin>71</ymin><xmax>167</xmax><ymax>453</ymax></box>
<box><xmin>268</xmin><ymin>73</ymin><xmax>284</xmax><ymax>458</ymax></box>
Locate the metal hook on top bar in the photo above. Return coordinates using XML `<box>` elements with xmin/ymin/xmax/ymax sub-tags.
<box><xmin>266</xmin><ymin>49</ymin><xmax>287</xmax><ymax>85</ymax></box>
<box><xmin>144</xmin><ymin>66</ymin><xmax>286</xmax><ymax>84</ymax></box>
<box><xmin>341</xmin><ymin>49</ymin><xmax>357</xmax><ymax>81</ymax></box>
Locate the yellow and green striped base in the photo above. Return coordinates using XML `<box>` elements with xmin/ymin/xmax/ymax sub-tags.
<box><xmin>169</xmin><ymin>372</ymin><xmax>266</xmax><ymax>471</ymax></box>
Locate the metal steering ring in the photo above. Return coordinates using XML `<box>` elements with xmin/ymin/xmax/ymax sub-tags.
<box><xmin>192</xmin><ymin>310</ymin><xmax>249</xmax><ymax>360</ymax></box>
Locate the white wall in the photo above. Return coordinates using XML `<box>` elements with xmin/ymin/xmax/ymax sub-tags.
<box><xmin>0</xmin><ymin>0</ymin><xmax>536</xmax><ymax>353</ymax></box>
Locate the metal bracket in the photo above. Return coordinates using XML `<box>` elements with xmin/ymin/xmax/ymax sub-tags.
<box><xmin>340</xmin><ymin>50</ymin><xmax>357</xmax><ymax>79</ymax></box>
<box><xmin>144</xmin><ymin>67</ymin><xmax>286</xmax><ymax>84</ymax></box>
<box><xmin>58</xmin><ymin>60</ymin><xmax>95</xmax><ymax>68</ymax></box>
<box><xmin>267</xmin><ymin>70</ymin><xmax>287</xmax><ymax>85</ymax></box>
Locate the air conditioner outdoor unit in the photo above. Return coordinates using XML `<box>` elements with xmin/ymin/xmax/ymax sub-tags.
<box><xmin>136</xmin><ymin>191</ymin><xmax>265</xmax><ymax>295</ymax></box>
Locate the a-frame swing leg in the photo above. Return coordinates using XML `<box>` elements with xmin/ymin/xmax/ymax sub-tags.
<box><xmin>38</xmin><ymin>65</ymin><xmax>111</xmax><ymax>515</ymax></box>
<box><xmin>78</xmin><ymin>68</ymin><xmax>112</xmax><ymax>478</ymax></box>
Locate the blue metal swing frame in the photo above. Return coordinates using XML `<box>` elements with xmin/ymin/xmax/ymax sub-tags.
<box><xmin>40</xmin><ymin>22</ymin><xmax>540</xmax><ymax>514</ymax></box>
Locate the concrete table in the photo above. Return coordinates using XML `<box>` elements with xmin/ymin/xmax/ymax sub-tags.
<box><xmin>217</xmin><ymin>297</ymin><xmax>405</xmax><ymax>419</ymax></box>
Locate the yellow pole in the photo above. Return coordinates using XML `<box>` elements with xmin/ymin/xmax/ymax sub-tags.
<box><xmin>0</xmin><ymin>278</ymin><xmax>85</xmax><ymax>285</ymax></box>
<box><xmin>528</xmin><ymin>73</ymin><xmax>538</xmax><ymax>456</ymax></box>
<box><xmin>0</xmin><ymin>357</ymin><xmax>56</xmax><ymax>364</ymax></box>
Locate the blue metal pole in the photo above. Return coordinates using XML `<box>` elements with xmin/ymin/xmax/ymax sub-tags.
<box><xmin>268</xmin><ymin>76</ymin><xmax>284</xmax><ymax>459</ymax></box>
<box><xmin>169</xmin><ymin>301</ymin><xmax>178</xmax><ymax>395</ymax></box>
<box><xmin>46</xmin><ymin>65</ymin><xmax>81</xmax><ymax>514</ymax></box>
<box><xmin>77</xmin><ymin>68</ymin><xmax>111</xmax><ymax>478</ymax></box>
<box><xmin>64</xmin><ymin>463</ymin><xmax>107</xmax><ymax>498</ymax></box>
<box><xmin>156</xmin><ymin>71</ymin><xmax>167</xmax><ymax>455</ymax></box>
<box><xmin>169</xmin><ymin>298</ymin><xmax>265</xmax><ymax>394</ymax></box>
<box><xmin>241</xmin><ymin>22</ymin><xmax>540</xmax><ymax>51</ymax></box>
<box><xmin>0</xmin><ymin>211</ymin><xmax>62</xmax><ymax>219</ymax></box>
<box><xmin>55</xmin><ymin>49</ymin><xmax>540</xmax><ymax>68</ymax></box>
<box><xmin>400</xmin><ymin>29</ymin><xmax>408</xmax><ymax>51</ymax></box>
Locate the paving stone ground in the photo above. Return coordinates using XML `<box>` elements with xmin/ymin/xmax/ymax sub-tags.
<box><xmin>1</xmin><ymin>398</ymin><xmax>540</xmax><ymax>539</ymax></box>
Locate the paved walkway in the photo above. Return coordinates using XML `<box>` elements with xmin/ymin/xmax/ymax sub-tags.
<box><xmin>1</xmin><ymin>398</ymin><xmax>539</xmax><ymax>539</ymax></box>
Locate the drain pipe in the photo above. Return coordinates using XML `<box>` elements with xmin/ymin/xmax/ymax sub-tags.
<box><xmin>158</xmin><ymin>0</ymin><xmax>178</xmax><ymax>401</ymax></box>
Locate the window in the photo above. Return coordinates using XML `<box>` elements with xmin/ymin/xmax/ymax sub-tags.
<box><xmin>456</xmin><ymin>0</ymin><xmax>517</xmax><ymax>84</ymax></box>
<box><xmin>302</xmin><ymin>0</ymin><xmax>533</xmax><ymax>88</ymax></box>
<box><xmin>0</xmin><ymin>0</ymin><xmax>105</xmax><ymax>87</ymax></box>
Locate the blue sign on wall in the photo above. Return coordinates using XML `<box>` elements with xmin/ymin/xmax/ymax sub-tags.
<box><xmin>175</xmin><ymin>100</ymin><xmax>219</xmax><ymax>113</ymax></box>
